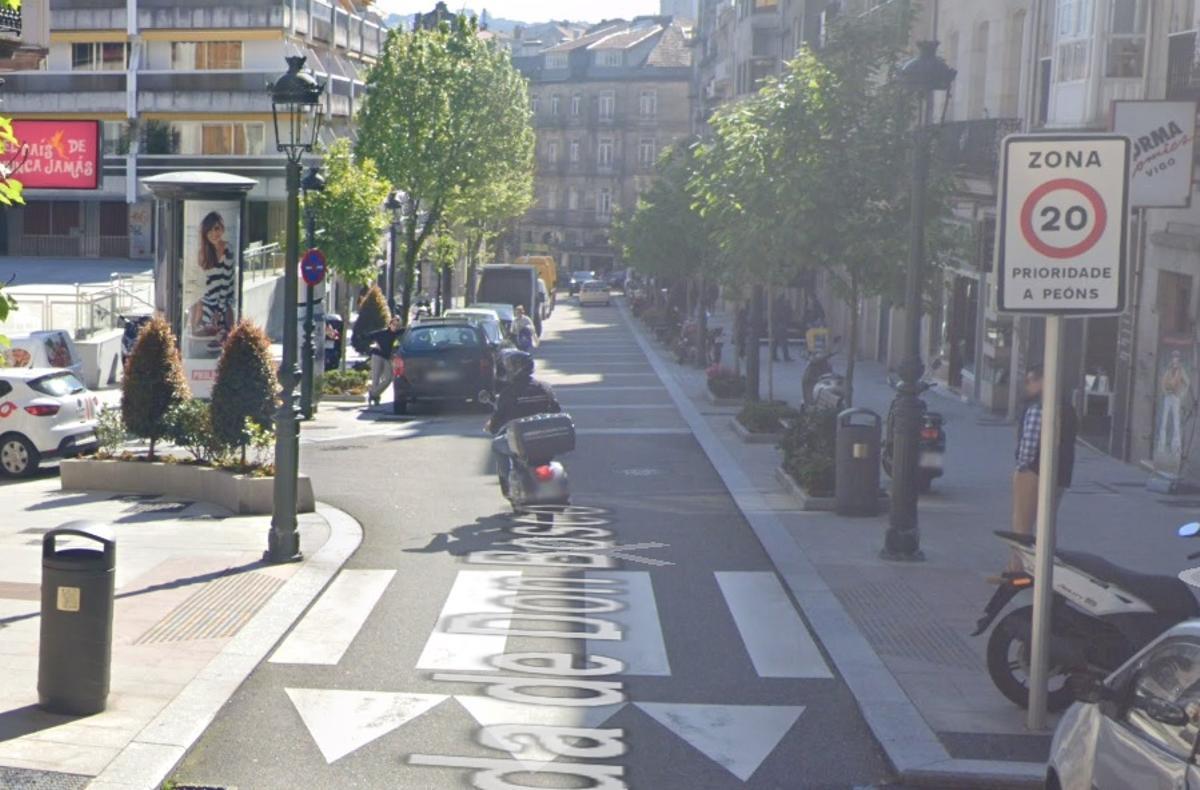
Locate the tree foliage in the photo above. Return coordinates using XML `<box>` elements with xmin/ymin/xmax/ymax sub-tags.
<box><xmin>356</xmin><ymin>15</ymin><xmax>534</xmax><ymax>323</ymax></box>
<box><xmin>309</xmin><ymin>139</ymin><xmax>391</xmax><ymax>286</ymax></box>
<box><xmin>210</xmin><ymin>320</ymin><xmax>278</xmax><ymax>458</ymax></box>
<box><xmin>121</xmin><ymin>316</ymin><xmax>188</xmax><ymax>459</ymax></box>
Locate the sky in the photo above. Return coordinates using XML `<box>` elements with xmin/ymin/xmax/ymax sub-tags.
<box><xmin>374</xmin><ymin>0</ymin><xmax>660</xmax><ymax>24</ymax></box>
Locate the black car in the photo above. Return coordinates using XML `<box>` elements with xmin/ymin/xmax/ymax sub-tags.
<box><xmin>392</xmin><ymin>319</ymin><xmax>496</xmax><ymax>415</ymax></box>
<box><xmin>567</xmin><ymin>271</ymin><xmax>597</xmax><ymax>296</ymax></box>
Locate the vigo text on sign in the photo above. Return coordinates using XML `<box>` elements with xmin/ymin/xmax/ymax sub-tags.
<box><xmin>998</xmin><ymin>135</ymin><xmax>1131</xmax><ymax>315</ymax></box>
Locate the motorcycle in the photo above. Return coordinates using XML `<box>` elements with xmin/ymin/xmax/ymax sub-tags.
<box><xmin>802</xmin><ymin>350</ymin><xmax>846</xmax><ymax>412</ymax></box>
<box><xmin>480</xmin><ymin>390</ymin><xmax>576</xmax><ymax>509</ymax></box>
<box><xmin>881</xmin><ymin>377</ymin><xmax>946</xmax><ymax>493</ymax></box>
<box><xmin>973</xmin><ymin>528</ymin><xmax>1200</xmax><ymax>712</ymax></box>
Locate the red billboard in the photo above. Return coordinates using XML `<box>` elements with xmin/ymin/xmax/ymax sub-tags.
<box><xmin>11</xmin><ymin>120</ymin><xmax>101</xmax><ymax>190</ymax></box>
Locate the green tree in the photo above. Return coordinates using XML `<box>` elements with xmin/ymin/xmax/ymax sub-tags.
<box><xmin>357</xmin><ymin>15</ymin><xmax>534</xmax><ymax>324</ymax></box>
<box><xmin>210</xmin><ymin>320</ymin><xmax>278</xmax><ymax>462</ymax></box>
<box><xmin>121</xmin><ymin>316</ymin><xmax>188</xmax><ymax>459</ymax></box>
<box><xmin>351</xmin><ymin>285</ymin><xmax>391</xmax><ymax>355</ymax></box>
<box><xmin>0</xmin><ymin>116</ymin><xmax>22</xmax><ymax>206</ymax></box>
<box><xmin>309</xmin><ymin>138</ymin><xmax>391</xmax><ymax>367</ymax></box>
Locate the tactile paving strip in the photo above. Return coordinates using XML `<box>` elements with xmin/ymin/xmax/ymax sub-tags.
<box><xmin>0</xmin><ymin>766</ymin><xmax>89</xmax><ymax>790</ymax></box>
<box><xmin>133</xmin><ymin>571</ymin><xmax>284</xmax><ymax>644</ymax></box>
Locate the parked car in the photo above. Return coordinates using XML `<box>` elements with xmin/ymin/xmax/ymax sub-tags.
<box><xmin>0</xmin><ymin>369</ymin><xmax>100</xmax><ymax>477</ymax></box>
<box><xmin>578</xmin><ymin>280</ymin><xmax>612</xmax><ymax>307</ymax></box>
<box><xmin>568</xmin><ymin>271</ymin><xmax>597</xmax><ymax>296</ymax></box>
<box><xmin>391</xmin><ymin>319</ymin><xmax>496</xmax><ymax>415</ymax></box>
<box><xmin>442</xmin><ymin>308</ymin><xmax>508</xmax><ymax>349</ymax></box>
<box><xmin>2</xmin><ymin>330</ymin><xmax>84</xmax><ymax>378</ymax></box>
<box><xmin>472</xmin><ymin>302</ymin><xmax>517</xmax><ymax>336</ymax></box>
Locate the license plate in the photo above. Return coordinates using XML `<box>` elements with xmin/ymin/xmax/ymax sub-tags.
<box><xmin>426</xmin><ymin>370</ymin><xmax>460</xmax><ymax>383</ymax></box>
<box><xmin>919</xmin><ymin>451</ymin><xmax>943</xmax><ymax>469</ymax></box>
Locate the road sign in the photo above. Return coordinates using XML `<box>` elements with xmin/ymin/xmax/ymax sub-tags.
<box><xmin>997</xmin><ymin>134</ymin><xmax>1131</xmax><ymax>315</ymax></box>
<box><xmin>301</xmin><ymin>248</ymin><xmax>327</xmax><ymax>287</ymax></box>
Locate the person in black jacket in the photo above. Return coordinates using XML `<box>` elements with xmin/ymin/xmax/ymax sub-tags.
<box><xmin>487</xmin><ymin>352</ymin><xmax>561</xmax><ymax>494</ymax></box>
<box><xmin>366</xmin><ymin>317</ymin><xmax>403</xmax><ymax>406</ymax></box>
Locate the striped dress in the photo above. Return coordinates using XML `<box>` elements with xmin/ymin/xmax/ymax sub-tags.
<box><xmin>200</xmin><ymin>248</ymin><xmax>236</xmax><ymax>331</ymax></box>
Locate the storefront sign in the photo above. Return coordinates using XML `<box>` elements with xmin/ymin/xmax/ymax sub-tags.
<box><xmin>10</xmin><ymin>120</ymin><xmax>101</xmax><ymax>190</ymax></box>
<box><xmin>180</xmin><ymin>200</ymin><xmax>241</xmax><ymax>397</ymax></box>
<box><xmin>997</xmin><ymin>135</ymin><xmax>1131</xmax><ymax>315</ymax></box>
<box><xmin>1112</xmin><ymin>100</ymin><xmax>1198</xmax><ymax>208</ymax></box>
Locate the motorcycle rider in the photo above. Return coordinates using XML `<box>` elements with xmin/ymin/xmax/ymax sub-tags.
<box><xmin>486</xmin><ymin>351</ymin><xmax>562</xmax><ymax>493</ymax></box>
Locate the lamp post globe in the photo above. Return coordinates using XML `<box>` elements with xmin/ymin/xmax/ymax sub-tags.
<box><xmin>882</xmin><ymin>40</ymin><xmax>955</xmax><ymax>562</ymax></box>
<box><xmin>266</xmin><ymin>55</ymin><xmax>326</xmax><ymax>564</ymax></box>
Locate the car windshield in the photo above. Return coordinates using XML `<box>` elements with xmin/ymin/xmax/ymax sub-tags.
<box><xmin>29</xmin><ymin>372</ymin><xmax>85</xmax><ymax>396</ymax></box>
<box><xmin>402</xmin><ymin>326</ymin><xmax>481</xmax><ymax>351</ymax></box>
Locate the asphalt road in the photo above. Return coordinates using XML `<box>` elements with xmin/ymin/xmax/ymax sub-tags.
<box><xmin>175</xmin><ymin>299</ymin><xmax>898</xmax><ymax>789</ymax></box>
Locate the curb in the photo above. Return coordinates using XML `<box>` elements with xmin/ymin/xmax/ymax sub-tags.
<box><xmin>84</xmin><ymin>502</ymin><xmax>363</xmax><ymax>790</ymax></box>
<box><xmin>730</xmin><ymin>417</ymin><xmax>783</xmax><ymax>445</ymax></box>
<box><xmin>616</xmin><ymin>301</ymin><xmax>1044</xmax><ymax>790</ymax></box>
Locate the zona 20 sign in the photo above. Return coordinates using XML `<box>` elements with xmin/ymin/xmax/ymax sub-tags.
<box><xmin>998</xmin><ymin>134</ymin><xmax>1131</xmax><ymax>315</ymax></box>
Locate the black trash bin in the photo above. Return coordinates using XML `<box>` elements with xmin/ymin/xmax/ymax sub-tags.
<box><xmin>835</xmin><ymin>408</ymin><xmax>882</xmax><ymax>517</ymax></box>
<box><xmin>38</xmin><ymin>521</ymin><xmax>116</xmax><ymax>715</ymax></box>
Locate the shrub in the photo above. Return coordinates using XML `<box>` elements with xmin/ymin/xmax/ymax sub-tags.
<box><xmin>780</xmin><ymin>406</ymin><xmax>838</xmax><ymax>496</ymax></box>
<box><xmin>166</xmin><ymin>398</ymin><xmax>225</xmax><ymax>464</ymax></box>
<box><xmin>94</xmin><ymin>407</ymin><xmax>127</xmax><ymax>458</ymax></box>
<box><xmin>737</xmin><ymin>400</ymin><xmax>800</xmax><ymax>434</ymax></box>
<box><xmin>706</xmin><ymin>366</ymin><xmax>745</xmax><ymax>399</ymax></box>
<box><xmin>211</xmin><ymin>320</ymin><xmax>278</xmax><ymax>461</ymax></box>
<box><xmin>121</xmin><ymin>315</ymin><xmax>188</xmax><ymax>459</ymax></box>
<box><xmin>321</xmin><ymin>368</ymin><xmax>369</xmax><ymax>395</ymax></box>
<box><xmin>351</xmin><ymin>285</ymin><xmax>390</xmax><ymax>355</ymax></box>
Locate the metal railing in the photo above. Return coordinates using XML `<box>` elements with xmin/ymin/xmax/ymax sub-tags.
<box><xmin>244</xmin><ymin>241</ymin><xmax>284</xmax><ymax>282</ymax></box>
<box><xmin>935</xmin><ymin>118</ymin><xmax>1023</xmax><ymax>179</ymax></box>
<box><xmin>4</xmin><ymin>272</ymin><xmax>155</xmax><ymax>337</ymax></box>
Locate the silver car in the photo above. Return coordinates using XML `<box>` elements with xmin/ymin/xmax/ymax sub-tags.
<box><xmin>1049</xmin><ymin>620</ymin><xmax>1200</xmax><ymax>790</ymax></box>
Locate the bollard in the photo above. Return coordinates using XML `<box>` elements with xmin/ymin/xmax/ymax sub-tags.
<box><xmin>835</xmin><ymin>408</ymin><xmax>882</xmax><ymax>517</ymax></box>
<box><xmin>38</xmin><ymin>521</ymin><xmax>116</xmax><ymax>715</ymax></box>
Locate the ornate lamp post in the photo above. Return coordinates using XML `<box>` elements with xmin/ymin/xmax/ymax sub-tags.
<box><xmin>882</xmin><ymin>41</ymin><xmax>956</xmax><ymax>562</ymax></box>
<box><xmin>300</xmin><ymin>166</ymin><xmax>325</xmax><ymax>420</ymax></box>
<box><xmin>385</xmin><ymin>190</ymin><xmax>405</xmax><ymax>314</ymax></box>
<box><xmin>266</xmin><ymin>55</ymin><xmax>325</xmax><ymax>564</ymax></box>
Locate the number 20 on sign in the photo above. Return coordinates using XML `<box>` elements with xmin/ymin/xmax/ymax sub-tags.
<box><xmin>997</xmin><ymin>134</ymin><xmax>1131</xmax><ymax>315</ymax></box>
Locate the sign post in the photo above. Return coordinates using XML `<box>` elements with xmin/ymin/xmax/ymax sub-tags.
<box><xmin>997</xmin><ymin>134</ymin><xmax>1131</xmax><ymax>729</ymax></box>
<box><xmin>299</xmin><ymin>248</ymin><xmax>326</xmax><ymax>420</ymax></box>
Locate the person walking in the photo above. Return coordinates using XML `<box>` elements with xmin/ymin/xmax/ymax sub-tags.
<box><xmin>366</xmin><ymin>316</ymin><xmax>403</xmax><ymax>406</ymax></box>
<box><xmin>1009</xmin><ymin>364</ymin><xmax>1077</xmax><ymax>572</ymax></box>
<box><xmin>771</xmin><ymin>293</ymin><xmax>793</xmax><ymax>362</ymax></box>
<box><xmin>511</xmin><ymin>305</ymin><xmax>538</xmax><ymax>352</ymax></box>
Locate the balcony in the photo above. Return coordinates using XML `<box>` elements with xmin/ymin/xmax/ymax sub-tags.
<box><xmin>935</xmin><ymin>118</ymin><xmax>1022</xmax><ymax>180</ymax></box>
<box><xmin>1167</xmin><ymin>32</ymin><xmax>1199</xmax><ymax>100</ymax></box>
<box><xmin>136</xmin><ymin>0</ymin><xmax>287</xmax><ymax>31</ymax></box>
<box><xmin>137</xmin><ymin>71</ymin><xmax>275</xmax><ymax>114</ymax></box>
<box><xmin>0</xmin><ymin>71</ymin><xmax>126</xmax><ymax>114</ymax></box>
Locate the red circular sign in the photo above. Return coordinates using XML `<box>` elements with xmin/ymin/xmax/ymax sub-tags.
<box><xmin>1019</xmin><ymin>178</ymin><xmax>1108</xmax><ymax>260</ymax></box>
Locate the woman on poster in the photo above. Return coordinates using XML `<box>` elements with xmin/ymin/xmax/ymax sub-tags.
<box><xmin>187</xmin><ymin>211</ymin><xmax>237</xmax><ymax>352</ymax></box>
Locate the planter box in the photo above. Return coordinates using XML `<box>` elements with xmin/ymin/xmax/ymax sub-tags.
<box><xmin>321</xmin><ymin>393</ymin><xmax>367</xmax><ymax>404</ymax></box>
<box><xmin>60</xmin><ymin>459</ymin><xmax>316</xmax><ymax>516</ymax></box>
<box><xmin>705</xmin><ymin>388</ymin><xmax>743</xmax><ymax>408</ymax></box>
<box><xmin>775</xmin><ymin>465</ymin><xmax>836</xmax><ymax>512</ymax></box>
<box><xmin>731</xmin><ymin>417</ymin><xmax>783</xmax><ymax>445</ymax></box>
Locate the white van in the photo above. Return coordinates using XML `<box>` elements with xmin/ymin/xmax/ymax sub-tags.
<box><xmin>1</xmin><ymin>331</ymin><xmax>84</xmax><ymax>378</ymax></box>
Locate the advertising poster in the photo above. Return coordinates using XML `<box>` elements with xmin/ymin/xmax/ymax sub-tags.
<box><xmin>1152</xmin><ymin>338</ymin><xmax>1196</xmax><ymax>476</ymax></box>
<box><xmin>1112</xmin><ymin>100</ymin><xmax>1198</xmax><ymax>208</ymax></box>
<box><xmin>10</xmin><ymin>120</ymin><xmax>101</xmax><ymax>190</ymax></box>
<box><xmin>181</xmin><ymin>200</ymin><xmax>240</xmax><ymax>397</ymax></box>
<box><xmin>128</xmin><ymin>200</ymin><xmax>153</xmax><ymax>258</ymax></box>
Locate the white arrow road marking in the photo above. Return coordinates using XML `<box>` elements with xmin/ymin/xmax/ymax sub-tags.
<box><xmin>417</xmin><ymin>570</ymin><xmax>520</xmax><ymax>671</ymax></box>
<box><xmin>270</xmin><ymin>569</ymin><xmax>396</xmax><ymax>665</ymax></box>
<box><xmin>584</xmin><ymin>571</ymin><xmax>672</xmax><ymax>675</ymax></box>
<box><xmin>286</xmin><ymin>688</ymin><xmax>448</xmax><ymax>764</ymax></box>
<box><xmin>716</xmin><ymin>571</ymin><xmax>833</xmax><ymax>679</ymax></box>
<box><xmin>456</xmin><ymin>695</ymin><xmax>626</xmax><ymax>771</ymax></box>
<box><xmin>634</xmin><ymin>702</ymin><xmax>804</xmax><ymax>782</ymax></box>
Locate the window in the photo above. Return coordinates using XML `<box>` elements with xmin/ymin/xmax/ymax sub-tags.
<box><xmin>1124</xmin><ymin>639</ymin><xmax>1200</xmax><ymax>758</ymax></box>
<box><xmin>102</xmin><ymin>121</ymin><xmax>129</xmax><ymax>155</ymax></box>
<box><xmin>531</xmin><ymin>95</ymin><xmax>541</xmax><ymax>114</ymax></box>
<box><xmin>569</xmin><ymin>140</ymin><xmax>580</xmax><ymax>162</ymax></box>
<box><xmin>568</xmin><ymin>189</ymin><xmax>579</xmax><ymax>210</ymax></box>
<box><xmin>99</xmin><ymin>202</ymin><xmax>128</xmax><ymax>235</ymax></box>
<box><xmin>1107</xmin><ymin>0</ymin><xmax>1147</xmax><ymax>77</ymax></box>
<box><xmin>546</xmin><ymin>52</ymin><xmax>568</xmax><ymax>69</ymax></box>
<box><xmin>1055</xmin><ymin>0</ymin><xmax>1093</xmax><ymax>82</ymax></box>
<box><xmin>638</xmin><ymin>138</ymin><xmax>656</xmax><ymax>167</ymax></box>
<box><xmin>599</xmin><ymin>91</ymin><xmax>615</xmax><ymax>119</ymax></box>
<box><xmin>547</xmin><ymin>141</ymin><xmax>559</xmax><ymax>163</ymax></box>
<box><xmin>174</xmin><ymin>122</ymin><xmax>264</xmax><ymax>155</ymax></box>
<box><xmin>598</xmin><ymin>138</ymin><xmax>614</xmax><ymax>168</ymax></box>
<box><xmin>597</xmin><ymin>188</ymin><xmax>612</xmax><ymax>218</ymax></box>
<box><xmin>551</xmin><ymin>94</ymin><xmax>561</xmax><ymax>115</ymax></box>
<box><xmin>598</xmin><ymin>50</ymin><xmax>622</xmax><ymax>67</ymax></box>
<box><xmin>571</xmin><ymin>94</ymin><xmax>582</xmax><ymax>116</ymax></box>
<box><xmin>639</xmin><ymin>90</ymin><xmax>657</xmax><ymax>117</ymax></box>
<box><xmin>547</xmin><ymin>188</ymin><xmax>558</xmax><ymax>210</ymax></box>
<box><xmin>71</xmin><ymin>42</ymin><xmax>129</xmax><ymax>71</ymax></box>
<box><xmin>171</xmin><ymin>41</ymin><xmax>243</xmax><ymax>70</ymax></box>
<box><xmin>24</xmin><ymin>201</ymin><xmax>82</xmax><ymax>236</ymax></box>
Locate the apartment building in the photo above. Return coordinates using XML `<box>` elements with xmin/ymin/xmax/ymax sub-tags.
<box><xmin>0</xmin><ymin>0</ymin><xmax>49</xmax><ymax>70</ymax></box>
<box><xmin>0</xmin><ymin>0</ymin><xmax>385</xmax><ymax>260</ymax></box>
<box><xmin>514</xmin><ymin>16</ymin><xmax>693</xmax><ymax>274</ymax></box>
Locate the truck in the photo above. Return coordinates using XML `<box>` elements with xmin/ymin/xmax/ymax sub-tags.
<box><xmin>515</xmin><ymin>255</ymin><xmax>557</xmax><ymax>318</ymax></box>
<box><xmin>476</xmin><ymin>264</ymin><xmax>543</xmax><ymax>334</ymax></box>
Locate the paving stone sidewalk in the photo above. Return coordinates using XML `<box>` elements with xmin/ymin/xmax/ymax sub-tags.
<box><xmin>0</xmin><ymin>476</ymin><xmax>342</xmax><ymax>789</ymax></box>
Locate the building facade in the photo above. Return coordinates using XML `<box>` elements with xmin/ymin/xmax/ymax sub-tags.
<box><xmin>514</xmin><ymin>16</ymin><xmax>693</xmax><ymax>274</ymax></box>
<box><xmin>0</xmin><ymin>0</ymin><xmax>385</xmax><ymax>260</ymax></box>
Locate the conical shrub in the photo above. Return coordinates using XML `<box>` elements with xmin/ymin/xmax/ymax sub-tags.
<box><xmin>351</xmin><ymin>285</ymin><xmax>390</xmax><ymax>355</ymax></box>
<box><xmin>121</xmin><ymin>315</ymin><xmax>188</xmax><ymax>459</ymax></box>
<box><xmin>211</xmin><ymin>320</ymin><xmax>279</xmax><ymax>458</ymax></box>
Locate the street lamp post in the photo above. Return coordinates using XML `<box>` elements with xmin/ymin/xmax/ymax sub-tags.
<box><xmin>883</xmin><ymin>41</ymin><xmax>956</xmax><ymax>562</ymax></box>
<box><xmin>266</xmin><ymin>55</ymin><xmax>326</xmax><ymax>564</ymax></box>
<box><xmin>299</xmin><ymin>166</ymin><xmax>325</xmax><ymax>421</ymax></box>
<box><xmin>385</xmin><ymin>190</ymin><xmax>405</xmax><ymax>314</ymax></box>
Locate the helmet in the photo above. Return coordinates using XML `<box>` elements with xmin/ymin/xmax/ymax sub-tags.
<box><xmin>503</xmin><ymin>350</ymin><xmax>535</xmax><ymax>381</ymax></box>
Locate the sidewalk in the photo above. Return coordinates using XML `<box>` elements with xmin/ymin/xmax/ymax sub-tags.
<box><xmin>628</xmin><ymin>304</ymin><xmax>1195</xmax><ymax>786</ymax></box>
<box><xmin>0</xmin><ymin>477</ymin><xmax>359</xmax><ymax>790</ymax></box>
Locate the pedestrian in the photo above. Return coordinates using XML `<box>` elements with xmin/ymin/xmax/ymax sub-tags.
<box><xmin>511</xmin><ymin>304</ymin><xmax>538</xmax><ymax>352</ymax></box>
<box><xmin>1008</xmin><ymin>364</ymin><xmax>1077</xmax><ymax>572</ymax></box>
<box><xmin>366</xmin><ymin>316</ymin><xmax>403</xmax><ymax>406</ymax></box>
<box><xmin>771</xmin><ymin>293</ymin><xmax>793</xmax><ymax>362</ymax></box>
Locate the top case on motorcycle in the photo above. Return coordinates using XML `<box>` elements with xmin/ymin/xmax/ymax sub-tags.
<box><xmin>506</xmin><ymin>413</ymin><xmax>576</xmax><ymax>464</ymax></box>
<box><xmin>1057</xmin><ymin>549</ymin><xmax>1200</xmax><ymax>619</ymax></box>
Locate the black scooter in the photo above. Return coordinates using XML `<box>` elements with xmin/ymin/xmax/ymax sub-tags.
<box><xmin>802</xmin><ymin>350</ymin><xmax>846</xmax><ymax>411</ymax></box>
<box><xmin>481</xmin><ymin>391</ymin><xmax>576</xmax><ymax>509</ymax></box>
<box><xmin>881</xmin><ymin>376</ymin><xmax>945</xmax><ymax>493</ymax></box>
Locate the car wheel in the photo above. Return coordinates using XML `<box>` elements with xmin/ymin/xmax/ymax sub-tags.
<box><xmin>985</xmin><ymin>606</ymin><xmax>1073</xmax><ymax>712</ymax></box>
<box><xmin>0</xmin><ymin>434</ymin><xmax>40</xmax><ymax>478</ymax></box>
<box><xmin>393</xmin><ymin>397</ymin><xmax>409</xmax><ymax>416</ymax></box>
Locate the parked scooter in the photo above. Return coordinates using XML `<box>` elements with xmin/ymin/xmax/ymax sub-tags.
<box><xmin>881</xmin><ymin>376</ymin><xmax>946</xmax><ymax>493</ymax></box>
<box><xmin>481</xmin><ymin>390</ymin><xmax>576</xmax><ymax>509</ymax></box>
<box><xmin>802</xmin><ymin>349</ymin><xmax>847</xmax><ymax>412</ymax></box>
<box><xmin>973</xmin><ymin>528</ymin><xmax>1200</xmax><ymax>712</ymax></box>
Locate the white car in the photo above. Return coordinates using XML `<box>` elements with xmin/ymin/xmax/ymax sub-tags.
<box><xmin>578</xmin><ymin>281</ymin><xmax>611</xmax><ymax>306</ymax></box>
<box><xmin>472</xmin><ymin>302</ymin><xmax>517</xmax><ymax>334</ymax></box>
<box><xmin>0</xmin><ymin>368</ymin><xmax>100</xmax><ymax>477</ymax></box>
<box><xmin>1048</xmin><ymin>620</ymin><xmax>1200</xmax><ymax>790</ymax></box>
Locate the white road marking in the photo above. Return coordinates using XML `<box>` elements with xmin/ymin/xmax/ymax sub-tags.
<box><xmin>456</xmin><ymin>696</ymin><xmax>627</xmax><ymax>770</ymax></box>
<box><xmin>287</xmin><ymin>688</ymin><xmax>447</xmax><ymax>764</ymax></box>
<box><xmin>270</xmin><ymin>569</ymin><xmax>396</xmax><ymax>665</ymax></box>
<box><xmin>715</xmin><ymin>571</ymin><xmax>833</xmax><ymax>679</ymax></box>
<box><xmin>416</xmin><ymin>570</ymin><xmax>519</xmax><ymax>671</ymax></box>
<box><xmin>576</xmin><ymin>428</ymin><xmax>691</xmax><ymax>435</ymax></box>
<box><xmin>635</xmin><ymin>702</ymin><xmax>804</xmax><ymax>781</ymax></box>
<box><xmin>559</xmin><ymin>405</ymin><xmax>676</xmax><ymax>410</ymax></box>
<box><xmin>556</xmin><ymin>386</ymin><xmax>665</xmax><ymax>391</ymax></box>
<box><xmin>584</xmin><ymin>571</ymin><xmax>671</xmax><ymax>676</ymax></box>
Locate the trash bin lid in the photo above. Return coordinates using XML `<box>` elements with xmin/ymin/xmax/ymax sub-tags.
<box><xmin>838</xmin><ymin>407</ymin><xmax>881</xmax><ymax>428</ymax></box>
<box><xmin>43</xmin><ymin>521</ymin><xmax>115</xmax><ymax>571</ymax></box>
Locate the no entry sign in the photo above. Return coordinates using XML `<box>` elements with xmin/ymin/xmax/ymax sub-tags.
<box><xmin>998</xmin><ymin>134</ymin><xmax>1130</xmax><ymax>314</ymax></box>
<box><xmin>300</xmin><ymin>248</ymin><xmax>327</xmax><ymax>287</ymax></box>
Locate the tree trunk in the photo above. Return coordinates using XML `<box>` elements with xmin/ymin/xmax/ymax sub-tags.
<box><xmin>336</xmin><ymin>275</ymin><xmax>351</xmax><ymax>371</ymax></box>
<box><xmin>845</xmin><ymin>280</ymin><xmax>860</xmax><ymax>408</ymax></box>
<box><xmin>746</xmin><ymin>285</ymin><xmax>764</xmax><ymax>402</ymax></box>
<box><xmin>696</xmin><ymin>274</ymin><xmax>708</xmax><ymax>369</ymax></box>
<box><xmin>767</xmin><ymin>285</ymin><xmax>775</xmax><ymax>402</ymax></box>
